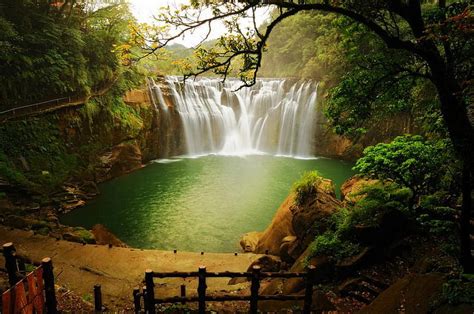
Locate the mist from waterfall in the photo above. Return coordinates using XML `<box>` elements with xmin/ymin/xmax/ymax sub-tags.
<box><xmin>150</xmin><ymin>77</ymin><xmax>319</xmax><ymax>158</ymax></box>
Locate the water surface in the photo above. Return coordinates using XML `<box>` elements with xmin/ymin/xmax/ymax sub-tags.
<box><xmin>61</xmin><ymin>155</ymin><xmax>354</xmax><ymax>252</ymax></box>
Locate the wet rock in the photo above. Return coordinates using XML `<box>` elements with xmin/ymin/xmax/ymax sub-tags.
<box><xmin>91</xmin><ymin>224</ymin><xmax>127</xmax><ymax>247</ymax></box>
<box><xmin>46</xmin><ymin>213</ymin><xmax>59</xmax><ymax>226</ymax></box>
<box><xmin>96</xmin><ymin>142</ymin><xmax>143</xmax><ymax>182</ymax></box>
<box><xmin>60</xmin><ymin>199</ymin><xmax>85</xmax><ymax>213</ymax></box>
<box><xmin>80</xmin><ymin>181</ymin><xmax>99</xmax><ymax>196</ymax></box>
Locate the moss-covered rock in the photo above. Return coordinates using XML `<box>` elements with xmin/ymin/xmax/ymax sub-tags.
<box><xmin>63</xmin><ymin>227</ymin><xmax>96</xmax><ymax>244</ymax></box>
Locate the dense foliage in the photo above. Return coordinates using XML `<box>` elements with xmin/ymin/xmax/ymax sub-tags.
<box><xmin>354</xmin><ymin>135</ymin><xmax>456</xmax><ymax>202</ymax></box>
<box><xmin>309</xmin><ymin>182</ymin><xmax>411</xmax><ymax>261</ymax></box>
<box><xmin>0</xmin><ymin>94</ymin><xmax>150</xmax><ymax>195</ymax></box>
<box><xmin>0</xmin><ymin>0</ymin><xmax>142</xmax><ymax>109</ymax></box>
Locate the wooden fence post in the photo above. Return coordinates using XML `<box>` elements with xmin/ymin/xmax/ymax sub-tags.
<box><xmin>250</xmin><ymin>265</ymin><xmax>261</xmax><ymax>314</ymax></box>
<box><xmin>133</xmin><ymin>287</ymin><xmax>141</xmax><ymax>314</ymax></box>
<box><xmin>145</xmin><ymin>270</ymin><xmax>155</xmax><ymax>314</ymax></box>
<box><xmin>198</xmin><ymin>266</ymin><xmax>207</xmax><ymax>314</ymax></box>
<box><xmin>142</xmin><ymin>286</ymin><xmax>148</xmax><ymax>313</ymax></box>
<box><xmin>3</xmin><ymin>242</ymin><xmax>18</xmax><ymax>286</ymax></box>
<box><xmin>180</xmin><ymin>284</ymin><xmax>186</xmax><ymax>304</ymax></box>
<box><xmin>42</xmin><ymin>257</ymin><xmax>58</xmax><ymax>314</ymax></box>
<box><xmin>94</xmin><ymin>284</ymin><xmax>102</xmax><ymax>312</ymax></box>
<box><xmin>303</xmin><ymin>265</ymin><xmax>316</xmax><ymax>314</ymax></box>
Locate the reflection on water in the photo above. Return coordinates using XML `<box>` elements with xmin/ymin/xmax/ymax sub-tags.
<box><xmin>61</xmin><ymin>155</ymin><xmax>354</xmax><ymax>252</ymax></box>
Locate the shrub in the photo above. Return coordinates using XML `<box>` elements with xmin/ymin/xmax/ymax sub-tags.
<box><xmin>308</xmin><ymin>182</ymin><xmax>411</xmax><ymax>261</ymax></box>
<box><xmin>440</xmin><ymin>278</ymin><xmax>474</xmax><ymax>305</ymax></box>
<box><xmin>348</xmin><ymin>182</ymin><xmax>411</xmax><ymax>228</ymax></box>
<box><xmin>292</xmin><ymin>171</ymin><xmax>321</xmax><ymax>206</ymax></box>
<box><xmin>417</xmin><ymin>191</ymin><xmax>458</xmax><ymax>252</ymax></box>
<box><xmin>309</xmin><ymin>231</ymin><xmax>360</xmax><ymax>261</ymax></box>
<box><xmin>354</xmin><ymin>135</ymin><xmax>454</xmax><ymax>204</ymax></box>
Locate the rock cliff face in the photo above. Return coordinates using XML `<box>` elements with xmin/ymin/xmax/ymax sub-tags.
<box><xmin>54</xmin><ymin>88</ymin><xmax>187</xmax><ymax>184</ymax></box>
<box><xmin>241</xmin><ymin>178</ymin><xmax>341</xmax><ymax>262</ymax></box>
<box><xmin>314</xmin><ymin>112</ymin><xmax>417</xmax><ymax>160</ymax></box>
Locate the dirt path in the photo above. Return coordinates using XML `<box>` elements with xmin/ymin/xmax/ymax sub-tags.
<box><xmin>0</xmin><ymin>226</ymin><xmax>263</xmax><ymax>309</ymax></box>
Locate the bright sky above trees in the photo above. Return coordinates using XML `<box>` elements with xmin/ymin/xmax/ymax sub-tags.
<box><xmin>129</xmin><ymin>0</ymin><xmax>270</xmax><ymax>47</ymax></box>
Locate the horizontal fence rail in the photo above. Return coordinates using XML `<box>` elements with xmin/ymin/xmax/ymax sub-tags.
<box><xmin>0</xmin><ymin>76</ymin><xmax>119</xmax><ymax>122</ymax></box>
<box><xmin>0</xmin><ymin>96</ymin><xmax>86</xmax><ymax>122</ymax></box>
<box><xmin>138</xmin><ymin>264</ymin><xmax>317</xmax><ymax>314</ymax></box>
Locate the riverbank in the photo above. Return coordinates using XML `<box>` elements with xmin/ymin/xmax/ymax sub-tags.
<box><xmin>0</xmin><ymin>226</ymin><xmax>264</xmax><ymax>310</ymax></box>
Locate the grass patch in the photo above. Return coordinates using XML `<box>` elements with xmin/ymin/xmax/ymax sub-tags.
<box><xmin>292</xmin><ymin>171</ymin><xmax>321</xmax><ymax>206</ymax></box>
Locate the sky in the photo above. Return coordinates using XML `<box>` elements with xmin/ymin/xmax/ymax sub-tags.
<box><xmin>129</xmin><ymin>0</ymin><xmax>271</xmax><ymax>47</ymax></box>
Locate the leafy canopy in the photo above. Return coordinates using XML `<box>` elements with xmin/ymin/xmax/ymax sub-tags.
<box><xmin>354</xmin><ymin>135</ymin><xmax>454</xmax><ymax>200</ymax></box>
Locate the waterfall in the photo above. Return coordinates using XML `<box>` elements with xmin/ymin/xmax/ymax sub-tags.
<box><xmin>149</xmin><ymin>76</ymin><xmax>319</xmax><ymax>158</ymax></box>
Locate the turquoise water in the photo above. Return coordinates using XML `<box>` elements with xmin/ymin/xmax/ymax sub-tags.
<box><xmin>61</xmin><ymin>155</ymin><xmax>354</xmax><ymax>252</ymax></box>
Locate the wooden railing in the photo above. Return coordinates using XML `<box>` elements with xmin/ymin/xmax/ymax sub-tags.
<box><xmin>135</xmin><ymin>264</ymin><xmax>317</xmax><ymax>314</ymax></box>
<box><xmin>0</xmin><ymin>96</ymin><xmax>86</xmax><ymax>122</ymax></box>
<box><xmin>1</xmin><ymin>243</ymin><xmax>57</xmax><ymax>314</ymax></box>
<box><xmin>0</xmin><ymin>75</ymin><xmax>119</xmax><ymax>123</ymax></box>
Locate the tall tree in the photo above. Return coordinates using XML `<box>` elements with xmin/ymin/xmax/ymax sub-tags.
<box><xmin>149</xmin><ymin>0</ymin><xmax>473</xmax><ymax>271</ymax></box>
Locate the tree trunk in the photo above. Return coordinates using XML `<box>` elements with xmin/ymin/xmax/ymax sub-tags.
<box><xmin>461</xmin><ymin>160</ymin><xmax>473</xmax><ymax>272</ymax></box>
<box><xmin>428</xmin><ymin>57</ymin><xmax>474</xmax><ymax>272</ymax></box>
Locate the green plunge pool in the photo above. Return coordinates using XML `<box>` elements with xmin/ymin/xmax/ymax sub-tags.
<box><xmin>61</xmin><ymin>155</ymin><xmax>354</xmax><ymax>252</ymax></box>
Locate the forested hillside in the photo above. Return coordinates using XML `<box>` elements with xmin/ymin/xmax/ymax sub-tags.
<box><xmin>0</xmin><ymin>1</ymin><xmax>142</xmax><ymax>109</ymax></box>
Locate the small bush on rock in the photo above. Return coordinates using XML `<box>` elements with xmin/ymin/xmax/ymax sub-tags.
<box><xmin>309</xmin><ymin>231</ymin><xmax>360</xmax><ymax>261</ymax></box>
<box><xmin>292</xmin><ymin>171</ymin><xmax>321</xmax><ymax>206</ymax></box>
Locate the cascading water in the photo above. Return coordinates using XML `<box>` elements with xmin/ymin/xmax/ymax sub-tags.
<box><xmin>149</xmin><ymin>76</ymin><xmax>319</xmax><ymax>158</ymax></box>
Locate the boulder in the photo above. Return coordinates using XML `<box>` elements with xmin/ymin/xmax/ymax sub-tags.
<box><xmin>91</xmin><ymin>224</ymin><xmax>127</xmax><ymax>247</ymax></box>
<box><xmin>62</xmin><ymin>227</ymin><xmax>96</xmax><ymax>244</ymax></box>
<box><xmin>62</xmin><ymin>232</ymin><xmax>84</xmax><ymax>243</ymax></box>
<box><xmin>240</xmin><ymin>231</ymin><xmax>262</xmax><ymax>252</ymax></box>
<box><xmin>97</xmin><ymin>142</ymin><xmax>143</xmax><ymax>181</ymax></box>
<box><xmin>242</xmin><ymin>178</ymin><xmax>341</xmax><ymax>261</ymax></box>
<box><xmin>279</xmin><ymin>235</ymin><xmax>297</xmax><ymax>263</ymax></box>
<box><xmin>290</xmin><ymin>179</ymin><xmax>341</xmax><ymax>257</ymax></box>
<box><xmin>253</xmin><ymin>194</ymin><xmax>295</xmax><ymax>255</ymax></box>
<box><xmin>228</xmin><ymin>255</ymin><xmax>281</xmax><ymax>285</ymax></box>
<box><xmin>262</xmin><ymin>246</ymin><xmax>334</xmax><ymax>296</ymax></box>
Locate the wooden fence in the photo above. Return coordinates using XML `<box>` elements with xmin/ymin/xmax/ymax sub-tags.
<box><xmin>134</xmin><ymin>264</ymin><xmax>317</xmax><ymax>314</ymax></box>
<box><xmin>1</xmin><ymin>242</ymin><xmax>57</xmax><ymax>314</ymax></box>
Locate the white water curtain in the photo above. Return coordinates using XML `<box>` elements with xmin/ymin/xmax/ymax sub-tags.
<box><xmin>151</xmin><ymin>77</ymin><xmax>319</xmax><ymax>158</ymax></box>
